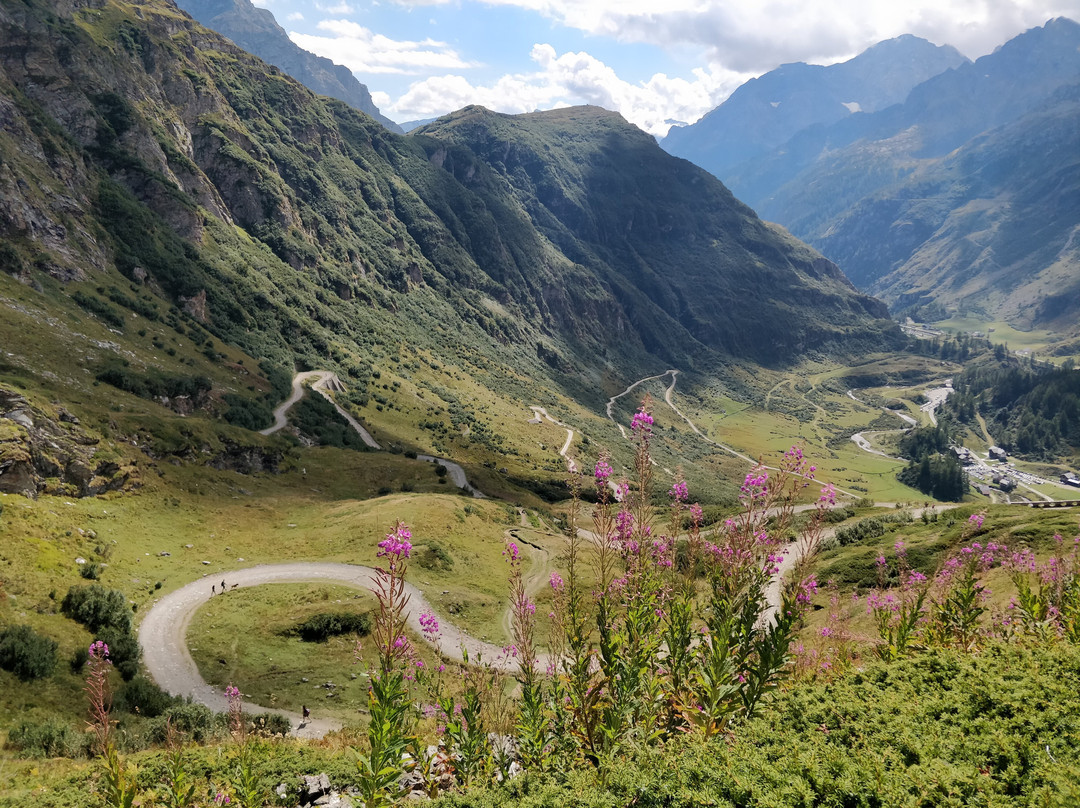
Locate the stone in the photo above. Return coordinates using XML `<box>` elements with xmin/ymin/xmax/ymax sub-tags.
<box><xmin>159</xmin><ymin>551</ymin><xmax>171</xmax><ymax>557</ymax></box>
<box><xmin>302</xmin><ymin>773</ymin><xmax>332</xmax><ymax>801</ymax></box>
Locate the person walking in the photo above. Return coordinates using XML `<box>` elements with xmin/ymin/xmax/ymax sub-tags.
<box><xmin>221</xmin><ymin>579</ymin><xmax>226</xmax><ymax>591</ymax></box>
<box><xmin>302</xmin><ymin>705</ymin><xmax>310</xmax><ymax>723</ymax></box>
<box><xmin>211</xmin><ymin>584</ymin><xmax>216</xmax><ymax>596</ymax></box>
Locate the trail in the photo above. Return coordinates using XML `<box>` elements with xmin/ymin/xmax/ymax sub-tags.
<box><xmin>606</xmin><ymin>370</ymin><xmax>678</xmax><ymax>439</ymax></box>
<box><xmin>660</xmin><ymin>370</ymin><xmax>755</xmax><ymax>464</ymax></box>
<box><xmin>847</xmin><ymin>383</ymin><xmax>950</xmax><ymax>460</ymax></box>
<box><xmin>527</xmin><ymin>406</ymin><xmax>577</xmax><ymax>472</ymax></box>
<box><xmin>417</xmin><ymin>455</ymin><xmax>487</xmax><ymax>498</ymax></box>
<box><xmin>761</xmin><ymin>502</ymin><xmax>958</xmax><ymax>623</ymax></box>
<box><xmin>260</xmin><ymin>370</ymin><xmax>380</xmax><ymax>449</ymax></box>
<box><xmin>262</xmin><ymin>371</ymin><xmax>487</xmax><ymax>496</ymax></box>
<box><xmin>139</xmin><ymin>563</ymin><xmax>552</xmax><ymax>740</ymax></box>
<box><xmin>499</xmin><ymin>525</ymin><xmax>553</xmax><ymax>643</ymax></box>
<box><xmin>919</xmin><ymin>380</ymin><xmax>953</xmax><ymax>428</ymax></box>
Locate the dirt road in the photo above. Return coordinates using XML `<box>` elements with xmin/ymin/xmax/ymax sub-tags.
<box><xmin>139</xmin><ymin>562</ymin><xmax>545</xmax><ymax>739</ymax></box>
<box><xmin>260</xmin><ymin>371</ymin><xmax>380</xmax><ymax>449</ymax></box>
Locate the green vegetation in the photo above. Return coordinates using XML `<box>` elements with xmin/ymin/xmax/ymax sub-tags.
<box><xmin>945</xmin><ymin>357</ymin><xmax>1080</xmax><ymax>460</ymax></box>
<box><xmin>0</xmin><ymin>624</ymin><xmax>58</xmax><ymax>681</ymax></box>
<box><xmin>290</xmin><ymin>611</ymin><xmax>372</xmax><ymax>642</ymax></box>
<box><xmin>60</xmin><ymin>584</ymin><xmax>140</xmax><ymax>680</ymax></box>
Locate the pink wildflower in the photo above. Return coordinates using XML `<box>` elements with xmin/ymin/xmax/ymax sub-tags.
<box><xmin>630</xmin><ymin>406</ymin><xmax>654</xmax><ymax>434</ymax></box>
<box><xmin>594</xmin><ymin>457</ymin><xmax>614</xmax><ymax>487</ymax></box>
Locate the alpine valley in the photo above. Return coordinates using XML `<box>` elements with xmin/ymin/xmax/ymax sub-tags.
<box><xmin>1</xmin><ymin>1</ymin><xmax>1080</xmax><ymax>806</ymax></box>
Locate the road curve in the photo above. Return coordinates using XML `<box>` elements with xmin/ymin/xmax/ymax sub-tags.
<box><xmin>260</xmin><ymin>371</ymin><xmax>380</xmax><ymax>449</ymax></box>
<box><xmin>139</xmin><ymin>563</ymin><xmax>537</xmax><ymax>739</ymax></box>
<box><xmin>417</xmin><ymin>455</ymin><xmax>487</xmax><ymax>498</ymax></box>
<box><xmin>528</xmin><ymin>407</ymin><xmax>577</xmax><ymax>472</ymax></box>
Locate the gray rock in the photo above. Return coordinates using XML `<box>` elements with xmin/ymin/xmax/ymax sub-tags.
<box><xmin>5</xmin><ymin>409</ymin><xmax>33</xmax><ymax>428</ymax></box>
<box><xmin>302</xmin><ymin>772</ymin><xmax>332</xmax><ymax>801</ymax></box>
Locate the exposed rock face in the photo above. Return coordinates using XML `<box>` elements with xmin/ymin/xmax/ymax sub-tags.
<box><xmin>174</xmin><ymin>0</ymin><xmax>403</xmax><ymax>133</ymax></box>
<box><xmin>0</xmin><ymin>388</ymin><xmax>138</xmax><ymax>498</ymax></box>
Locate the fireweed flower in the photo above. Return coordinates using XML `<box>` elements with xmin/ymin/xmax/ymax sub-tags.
<box><xmin>630</xmin><ymin>406</ymin><xmax>654</xmax><ymax>434</ymax></box>
<box><xmin>969</xmin><ymin>513</ymin><xmax>985</xmax><ymax>530</ymax></box>
<box><xmin>594</xmin><ymin>457</ymin><xmax>614</xmax><ymax>487</ymax></box>
<box><xmin>503</xmin><ymin>541</ymin><xmax>520</xmax><ymax>562</ymax></box>
<box><xmin>549</xmin><ymin>571</ymin><xmax>565</xmax><ymax>592</ymax></box>
<box><xmin>796</xmin><ymin>575</ymin><xmax>819</xmax><ymax>605</ymax></box>
<box><xmin>378</xmin><ymin>522</ymin><xmax>412</xmax><ymax>559</ymax></box>
<box><xmin>89</xmin><ymin>640</ymin><xmax>110</xmax><ymax>660</ymax></box>
<box><xmin>419</xmin><ymin>612</ymin><xmax>440</xmax><ymax>639</ymax></box>
<box><xmin>740</xmin><ymin>470</ymin><xmax>769</xmax><ymax>502</ymax></box>
<box><xmin>819</xmin><ymin>484</ymin><xmax>837</xmax><ymax>506</ymax></box>
<box><xmin>669</xmin><ymin>481</ymin><xmax>689</xmax><ymax>502</ymax></box>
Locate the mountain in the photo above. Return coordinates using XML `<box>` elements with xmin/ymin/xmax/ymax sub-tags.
<box><xmin>665</xmin><ymin>18</ymin><xmax>1080</xmax><ymax>337</ymax></box>
<box><xmin>726</xmin><ymin>18</ymin><xmax>1080</xmax><ymax>332</ymax></box>
<box><xmin>413</xmin><ymin>105</ymin><xmax>895</xmax><ymax>364</ymax></box>
<box><xmin>662</xmin><ymin>35</ymin><xmax>967</xmax><ymax>178</ymax></box>
<box><xmin>0</xmin><ymin>0</ymin><xmax>900</xmax><ymax>495</ymax></box>
<box><xmin>174</xmin><ymin>0</ymin><xmax>404</xmax><ymax>133</ymax></box>
<box><xmin>815</xmin><ymin>84</ymin><xmax>1080</xmax><ymax>328</ymax></box>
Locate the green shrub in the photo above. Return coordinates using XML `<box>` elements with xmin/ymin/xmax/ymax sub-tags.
<box><xmin>61</xmin><ymin>584</ymin><xmax>140</xmax><ymax>679</ymax></box>
<box><xmin>149</xmin><ymin>702</ymin><xmax>220</xmax><ymax>744</ymax></box>
<box><xmin>60</xmin><ymin>584</ymin><xmax>131</xmax><ymax>633</ymax></box>
<box><xmin>69</xmin><ymin>645</ymin><xmax>88</xmax><ymax>674</ymax></box>
<box><xmin>250</xmin><ymin>712</ymin><xmax>291</xmax><ymax>736</ymax></box>
<box><xmin>0</xmin><ymin>624</ymin><xmax>58</xmax><ymax>681</ymax></box>
<box><xmin>417</xmin><ymin>540</ymin><xmax>454</xmax><ymax>571</ymax></box>
<box><xmin>290</xmin><ymin>611</ymin><xmax>372</xmax><ymax>642</ymax></box>
<box><xmin>6</xmin><ymin>718</ymin><xmax>87</xmax><ymax>758</ymax></box>
<box><xmin>115</xmin><ymin>675</ymin><xmax>177</xmax><ymax>718</ymax></box>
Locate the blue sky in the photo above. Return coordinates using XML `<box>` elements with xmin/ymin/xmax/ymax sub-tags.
<box><xmin>253</xmin><ymin>0</ymin><xmax>1079</xmax><ymax>134</ymax></box>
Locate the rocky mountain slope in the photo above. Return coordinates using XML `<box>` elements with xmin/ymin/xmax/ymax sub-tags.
<box><xmin>666</xmin><ymin>18</ymin><xmax>1080</xmax><ymax>336</ymax></box>
<box><xmin>662</xmin><ymin>35</ymin><xmax>967</xmax><ymax>180</ymax></box>
<box><xmin>0</xmin><ymin>0</ymin><xmax>901</xmax><ymax>501</ymax></box>
<box><xmin>174</xmin><ymin>0</ymin><xmax>403</xmax><ymax>132</ymax></box>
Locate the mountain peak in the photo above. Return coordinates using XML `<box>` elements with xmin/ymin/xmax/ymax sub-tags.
<box><xmin>662</xmin><ymin>34</ymin><xmax>967</xmax><ymax>176</ymax></box>
<box><xmin>175</xmin><ymin>0</ymin><xmax>403</xmax><ymax>133</ymax></box>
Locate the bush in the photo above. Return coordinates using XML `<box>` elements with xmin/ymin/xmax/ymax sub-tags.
<box><xmin>291</xmin><ymin>611</ymin><xmax>372</xmax><ymax>642</ymax></box>
<box><xmin>61</xmin><ymin>584</ymin><xmax>131</xmax><ymax>634</ymax></box>
<box><xmin>97</xmin><ymin>625</ymin><xmax>141</xmax><ymax>681</ymax></box>
<box><xmin>79</xmin><ymin>562</ymin><xmax>102</xmax><ymax>580</ymax></box>
<box><xmin>115</xmin><ymin>675</ymin><xmax>177</xmax><ymax>718</ymax></box>
<box><xmin>150</xmin><ymin>702</ymin><xmax>219</xmax><ymax>744</ymax></box>
<box><xmin>61</xmin><ymin>584</ymin><xmax>140</xmax><ymax>679</ymax></box>
<box><xmin>0</xmin><ymin>625</ymin><xmax>58</xmax><ymax>681</ymax></box>
<box><xmin>6</xmin><ymin>718</ymin><xmax>87</xmax><ymax>758</ymax></box>
<box><xmin>417</xmin><ymin>540</ymin><xmax>454</xmax><ymax>571</ymax></box>
<box><xmin>250</xmin><ymin>712</ymin><xmax>291</xmax><ymax>736</ymax></box>
<box><xmin>69</xmin><ymin>645</ymin><xmax>89</xmax><ymax>674</ymax></box>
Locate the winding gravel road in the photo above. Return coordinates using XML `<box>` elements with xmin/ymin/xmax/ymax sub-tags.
<box><xmin>139</xmin><ymin>562</ymin><xmax>542</xmax><ymax>739</ymax></box>
<box><xmin>260</xmin><ymin>371</ymin><xmax>380</xmax><ymax>449</ymax></box>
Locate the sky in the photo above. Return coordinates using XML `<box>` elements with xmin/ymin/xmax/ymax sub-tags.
<box><xmin>251</xmin><ymin>0</ymin><xmax>1080</xmax><ymax>136</ymax></box>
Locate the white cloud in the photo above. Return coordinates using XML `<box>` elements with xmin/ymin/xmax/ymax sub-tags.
<box><xmin>290</xmin><ymin>20</ymin><xmax>478</xmax><ymax>74</ymax></box>
<box><xmin>318</xmin><ymin>2</ymin><xmax>356</xmax><ymax>13</ymax></box>
<box><xmin>384</xmin><ymin>44</ymin><xmax>752</xmax><ymax>136</ymax></box>
<box><xmin>286</xmin><ymin>11</ymin><xmax>304</xmax><ymax>21</ymax></box>
<box><xmin>388</xmin><ymin>0</ymin><xmax>1078</xmax><ymax>69</ymax></box>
